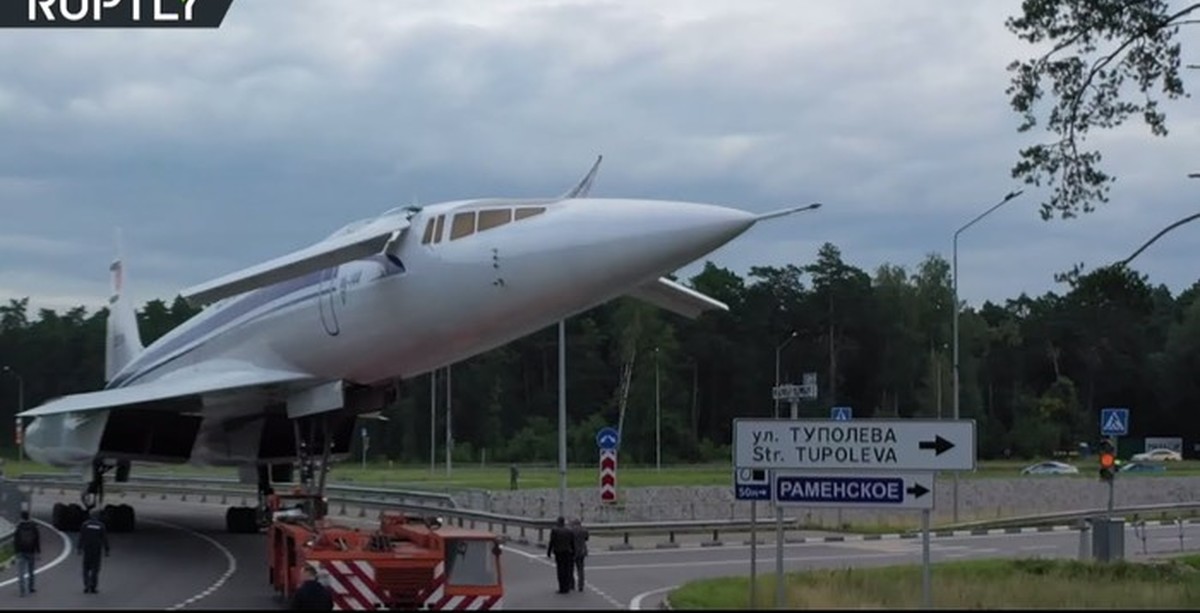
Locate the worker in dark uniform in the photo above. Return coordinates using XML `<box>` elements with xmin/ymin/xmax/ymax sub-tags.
<box><xmin>290</xmin><ymin>563</ymin><xmax>334</xmax><ymax>610</ymax></box>
<box><xmin>571</xmin><ymin>518</ymin><xmax>589</xmax><ymax>592</ymax></box>
<box><xmin>76</xmin><ymin>511</ymin><xmax>110</xmax><ymax>593</ymax></box>
<box><xmin>546</xmin><ymin>516</ymin><xmax>575</xmax><ymax>594</ymax></box>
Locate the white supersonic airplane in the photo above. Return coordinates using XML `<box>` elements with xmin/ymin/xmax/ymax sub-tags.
<box><xmin>18</xmin><ymin>158</ymin><xmax>820</xmax><ymax>533</ymax></box>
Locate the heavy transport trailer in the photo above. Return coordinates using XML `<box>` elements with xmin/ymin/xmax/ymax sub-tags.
<box><xmin>267</xmin><ymin>492</ymin><xmax>505</xmax><ymax>610</ymax></box>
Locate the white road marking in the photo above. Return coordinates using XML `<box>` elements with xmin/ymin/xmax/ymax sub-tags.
<box><xmin>630</xmin><ymin>585</ymin><xmax>678</xmax><ymax>610</ymax></box>
<box><xmin>146</xmin><ymin>519</ymin><xmax>238</xmax><ymax>610</ymax></box>
<box><xmin>0</xmin><ymin>519</ymin><xmax>72</xmax><ymax>589</ymax></box>
<box><xmin>502</xmin><ymin>545</ymin><xmax>624</xmax><ymax>609</ymax></box>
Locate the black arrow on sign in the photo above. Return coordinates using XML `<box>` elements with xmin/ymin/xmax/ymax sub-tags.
<box><xmin>906</xmin><ymin>483</ymin><xmax>930</xmax><ymax>498</ymax></box>
<box><xmin>918</xmin><ymin>435</ymin><xmax>954</xmax><ymax>455</ymax></box>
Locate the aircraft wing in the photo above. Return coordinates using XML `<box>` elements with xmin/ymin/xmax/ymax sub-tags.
<box><xmin>17</xmin><ymin>364</ymin><xmax>318</xmax><ymax>418</ymax></box>
<box><xmin>627</xmin><ymin>277</ymin><xmax>728</xmax><ymax>319</ymax></box>
<box><xmin>181</xmin><ymin>215</ymin><xmax>413</xmax><ymax>306</ymax></box>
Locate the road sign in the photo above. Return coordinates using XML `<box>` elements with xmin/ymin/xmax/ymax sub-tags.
<box><xmin>1100</xmin><ymin>408</ymin><xmax>1129</xmax><ymax>436</ymax></box>
<box><xmin>831</xmin><ymin>406</ymin><xmax>852</xmax><ymax>421</ymax></box>
<box><xmin>772</xmin><ymin>384</ymin><xmax>817</xmax><ymax>401</ymax></box>
<box><xmin>734</xmin><ymin>467</ymin><xmax>770</xmax><ymax>501</ymax></box>
<box><xmin>733</xmin><ymin>418</ymin><xmax>976</xmax><ymax>471</ymax></box>
<box><xmin>772</xmin><ymin>471</ymin><xmax>934</xmax><ymax>510</ymax></box>
<box><xmin>596</xmin><ymin>426</ymin><xmax>619</xmax><ymax>450</ymax></box>
<box><xmin>599</xmin><ymin>449</ymin><xmax>617</xmax><ymax>502</ymax></box>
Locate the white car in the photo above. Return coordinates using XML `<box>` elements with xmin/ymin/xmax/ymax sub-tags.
<box><xmin>1131</xmin><ymin>448</ymin><xmax>1182</xmax><ymax>462</ymax></box>
<box><xmin>1020</xmin><ymin>461</ymin><xmax>1080</xmax><ymax>475</ymax></box>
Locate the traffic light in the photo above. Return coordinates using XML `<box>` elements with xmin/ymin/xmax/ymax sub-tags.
<box><xmin>1098</xmin><ymin>438</ymin><xmax>1117</xmax><ymax>482</ymax></box>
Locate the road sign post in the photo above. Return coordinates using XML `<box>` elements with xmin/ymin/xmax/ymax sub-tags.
<box><xmin>597</xmin><ymin>427</ymin><xmax>620</xmax><ymax>503</ymax></box>
<box><xmin>734</xmin><ymin>416</ymin><xmax>974</xmax><ymax>610</ymax></box>
<box><xmin>1099</xmin><ymin>409</ymin><xmax>1129</xmax><ymax>519</ymax></box>
<box><xmin>772</xmin><ymin>471</ymin><xmax>934</xmax><ymax>509</ymax></box>
<box><xmin>734</xmin><ymin>419</ymin><xmax>976</xmax><ymax>472</ymax></box>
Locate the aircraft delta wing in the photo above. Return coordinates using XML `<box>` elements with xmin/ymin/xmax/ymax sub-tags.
<box><xmin>18</xmin><ymin>363</ymin><xmax>317</xmax><ymax>418</ymax></box>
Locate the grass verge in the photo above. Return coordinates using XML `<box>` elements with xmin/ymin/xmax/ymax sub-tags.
<box><xmin>670</xmin><ymin>557</ymin><xmax>1200</xmax><ymax>609</ymax></box>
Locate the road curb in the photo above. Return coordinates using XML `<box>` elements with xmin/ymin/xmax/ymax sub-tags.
<box><xmin>601</xmin><ymin>522</ymin><xmax>1165</xmax><ymax>551</ymax></box>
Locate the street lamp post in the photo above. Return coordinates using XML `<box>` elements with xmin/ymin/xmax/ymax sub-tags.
<box><xmin>952</xmin><ymin>189</ymin><xmax>1023</xmax><ymax>523</ymax></box>
<box><xmin>3</xmin><ymin>366</ymin><xmax>23</xmax><ymax>464</ymax></box>
<box><xmin>1114</xmin><ymin>211</ymin><xmax>1200</xmax><ymax>269</ymax></box>
<box><xmin>655</xmin><ymin>346</ymin><xmax>661</xmax><ymax>472</ymax></box>
<box><xmin>773</xmin><ymin>331</ymin><xmax>798</xmax><ymax>418</ymax></box>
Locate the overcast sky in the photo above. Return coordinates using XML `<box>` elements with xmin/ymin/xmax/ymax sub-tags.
<box><xmin>3</xmin><ymin>0</ymin><xmax>1198</xmax><ymax>315</ymax></box>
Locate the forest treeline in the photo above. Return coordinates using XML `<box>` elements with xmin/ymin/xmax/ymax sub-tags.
<box><xmin>2</xmin><ymin>243</ymin><xmax>1198</xmax><ymax>464</ymax></box>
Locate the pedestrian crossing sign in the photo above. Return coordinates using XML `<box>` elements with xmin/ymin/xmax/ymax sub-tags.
<box><xmin>1100</xmin><ymin>408</ymin><xmax>1129</xmax><ymax>436</ymax></box>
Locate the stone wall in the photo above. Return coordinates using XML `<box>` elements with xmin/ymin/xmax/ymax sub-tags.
<box><xmin>466</xmin><ymin>476</ymin><xmax>1200</xmax><ymax>527</ymax></box>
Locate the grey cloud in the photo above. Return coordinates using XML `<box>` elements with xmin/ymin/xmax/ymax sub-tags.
<box><xmin>1</xmin><ymin>0</ymin><xmax>1197</xmax><ymax>313</ymax></box>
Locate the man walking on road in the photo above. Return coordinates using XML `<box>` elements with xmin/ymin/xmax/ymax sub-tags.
<box><xmin>290</xmin><ymin>563</ymin><xmax>334</xmax><ymax>610</ymax></box>
<box><xmin>13</xmin><ymin>511</ymin><xmax>40</xmax><ymax>597</ymax></box>
<box><xmin>546</xmin><ymin>516</ymin><xmax>575</xmax><ymax>594</ymax></box>
<box><xmin>76</xmin><ymin>511</ymin><xmax>110</xmax><ymax>594</ymax></box>
<box><xmin>570</xmin><ymin>518</ymin><xmax>589</xmax><ymax>593</ymax></box>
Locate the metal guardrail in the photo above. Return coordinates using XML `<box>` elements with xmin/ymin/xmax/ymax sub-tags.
<box><xmin>14</xmin><ymin>477</ymin><xmax>818</xmax><ymax>549</ymax></box>
<box><xmin>17</xmin><ymin>473</ymin><xmax>460</xmax><ymax>508</ymax></box>
<box><xmin>17</xmin><ymin>475</ymin><xmax>1200</xmax><ymax>551</ymax></box>
<box><xmin>941</xmin><ymin>502</ymin><xmax>1200</xmax><ymax>532</ymax></box>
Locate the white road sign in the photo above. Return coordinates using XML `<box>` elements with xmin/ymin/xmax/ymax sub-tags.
<box><xmin>773</xmin><ymin>470</ymin><xmax>935</xmax><ymax>510</ymax></box>
<box><xmin>733</xmin><ymin>418</ymin><xmax>976</xmax><ymax>471</ymax></box>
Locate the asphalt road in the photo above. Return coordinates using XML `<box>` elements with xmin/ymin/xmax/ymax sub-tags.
<box><xmin>1</xmin><ymin>491</ymin><xmax>1197</xmax><ymax>610</ymax></box>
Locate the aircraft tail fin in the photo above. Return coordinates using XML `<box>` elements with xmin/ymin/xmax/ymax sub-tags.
<box><xmin>105</xmin><ymin>231</ymin><xmax>145</xmax><ymax>382</ymax></box>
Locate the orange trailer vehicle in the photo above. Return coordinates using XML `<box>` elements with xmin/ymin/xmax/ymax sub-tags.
<box><xmin>267</xmin><ymin>497</ymin><xmax>505</xmax><ymax>610</ymax></box>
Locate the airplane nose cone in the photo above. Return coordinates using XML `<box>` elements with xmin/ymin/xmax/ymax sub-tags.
<box><xmin>543</xmin><ymin>199</ymin><xmax>758</xmax><ymax>288</ymax></box>
<box><xmin>616</xmin><ymin>200</ymin><xmax>757</xmax><ymax>270</ymax></box>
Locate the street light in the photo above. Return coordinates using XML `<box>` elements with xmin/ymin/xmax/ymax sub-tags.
<box><xmin>951</xmin><ymin>189</ymin><xmax>1023</xmax><ymax>523</ymax></box>
<box><xmin>1114</xmin><ymin>211</ymin><xmax>1200</xmax><ymax>269</ymax></box>
<box><xmin>773</xmin><ymin>331</ymin><xmax>798</xmax><ymax>418</ymax></box>
<box><xmin>3</xmin><ymin>366</ymin><xmax>23</xmax><ymax>464</ymax></box>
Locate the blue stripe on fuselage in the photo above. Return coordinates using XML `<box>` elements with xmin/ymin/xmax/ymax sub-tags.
<box><xmin>107</xmin><ymin>270</ymin><xmax>327</xmax><ymax>389</ymax></box>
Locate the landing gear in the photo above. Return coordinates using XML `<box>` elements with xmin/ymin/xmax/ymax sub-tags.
<box><xmin>52</xmin><ymin>460</ymin><xmax>136</xmax><ymax>532</ymax></box>
<box><xmin>226</xmin><ymin>415</ymin><xmax>335</xmax><ymax>533</ymax></box>
<box><xmin>227</xmin><ymin>416</ymin><xmax>334</xmax><ymax>534</ymax></box>
<box><xmin>225</xmin><ymin>464</ymin><xmax>273</xmax><ymax>534</ymax></box>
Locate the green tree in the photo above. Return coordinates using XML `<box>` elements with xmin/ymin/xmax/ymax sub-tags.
<box><xmin>1006</xmin><ymin>0</ymin><xmax>1195</xmax><ymax>218</ymax></box>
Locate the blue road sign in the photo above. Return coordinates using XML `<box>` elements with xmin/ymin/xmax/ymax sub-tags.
<box><xmin>1100</xmin><ymin>408</ymin><xmax>1129</xmax><ymax>436</ymax></box>
<box><xmin>831</xmin><ymin>406</ymin><xmax>852</xmax><ymax>421</ymax></box>
<box><xmin>734</xmin><ymin>468</ymin><xmax>770</xmax><ymax>501</ymax></box>
<box><xmin>596</xmin><ymin>426</ymin><xmax>620</xmax><ymax>450</ymax></box>
<box><xmin>773</xmin><ymin>473</ymin><xmax>933</xmax><ymax>509</ymax></box>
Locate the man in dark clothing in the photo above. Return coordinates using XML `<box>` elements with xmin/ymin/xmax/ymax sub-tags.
<box><xmin>570</xmin><ymin>518</ymin><xmax>589</xmax><ymax>592</ymax></box>
<box><xmin>546</xmin><ymin>516</ymin><xmax>575</xmax><ymax>594</ymax></box>
<box><xmin>13</xmin><ymin>511</ymin><xmax>40</xmax><ymax>597</ymax></box>
<box><xmin>290</xmin><ymin>563</ymin><xmax>334</xmax><ymax>610</ymax></box>
<box><xmin>76</xmin><ymin>512</ymin><xmax>110</xmax><ymax>593</ymax></box>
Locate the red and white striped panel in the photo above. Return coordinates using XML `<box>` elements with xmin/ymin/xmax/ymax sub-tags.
<box><xmin>316</xmin><ymin>560</ymin><xmax>385</xmax><ymax>611</ymax></box>
<box><xmin>421</xmin><ymin>561</ymin><xmax>503</xmax><ymax>610</ymax></box>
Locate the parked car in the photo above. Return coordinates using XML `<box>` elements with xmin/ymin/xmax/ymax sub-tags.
<box><xmin>1130</xmin><ymin>448</ymin><xmax>1182</xmax><ymax>462</ymax></box>
<box><xmin>1120</xmin><ymin>461</ymin><xmax>1166</xmax><ymax>473</ymax></box>
<box><xmin>1020</xmin><ymin>461</ymin><xmax>1080</xmax><ymax>475</ymax></box>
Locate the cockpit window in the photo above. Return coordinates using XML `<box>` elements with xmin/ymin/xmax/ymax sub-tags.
<box><xmin>477</xmin><ymin>209</ymin><xmax>513</xmax><ymax>232</ymax></box>
<box><xmin>434</xmin><ymin>215</ymin><xmax>445</xmax><ymax>242</ymax></box>
<box><xmin>421</xmin><ymin>219</ymin><xmax>435</xmax><ymax>245</ymax></box>
<box><xmin>450</xmin><ymin>212</ymin><xmax>476</xmax><ymax>240</ymax></box>
<box><xmin>514</xmin><ymin>207</ymin><xmax>545</xmax><ymax>220</ymax></box>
